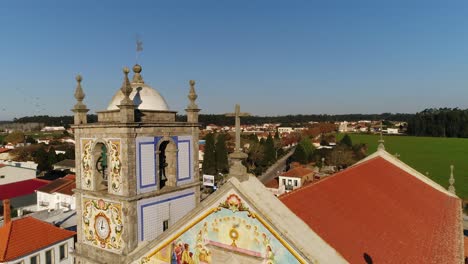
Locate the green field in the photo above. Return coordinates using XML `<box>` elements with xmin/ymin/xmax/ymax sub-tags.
<box><xmin>338</xmin><ymin>134</ymin><xmax>468</xmax><ymax>200</ymax></box>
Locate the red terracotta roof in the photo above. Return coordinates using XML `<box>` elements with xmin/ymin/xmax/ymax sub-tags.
<box><xmin>55</xmin><ymin>183</ymin><xmax>75</xmax><ymax>196</ymax></box>
<box><xmin>0</xmin><ymin>179</ymin><xmax>50</xmax><ymax>200</ymax></box>
<box><xmin>0</xmin><ymin>148</ymin><xmax>10</xmax><ymax>154</ymax></box>
<box><xmin>37</xmin><ymin>175</ymin><xmax>75</xmax><ymax>195</ymax></box>
<box><xmin>281</xmin><ymin>166</ymin><xmax>314</xmax><ymax>179</ymax></box>
<box><xmin>0</xmin><ymin>217</ymin><xmax>75</xmax><ymax>261</ymax></box>
<box><xmin>281</xmin><ymin>155</ymin><xmax>463</xmax><ymax>263</ymax></box>
<box><xmin>264</xmin><ymin>178</ymin><xmax>279</xmax><ymax>189</ymax></box>
<box><xmin>465</xmin><ymin>237</ymin><xmax>468</xmax><ymax>259</ymax></box>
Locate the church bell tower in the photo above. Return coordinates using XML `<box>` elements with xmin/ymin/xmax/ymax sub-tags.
<box><xmin>72</xmin><ymin>65</ymin><xmax>201</xmax><ymax>264</ymax></box>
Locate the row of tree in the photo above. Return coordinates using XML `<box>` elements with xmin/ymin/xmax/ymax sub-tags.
<box><xmin>202</xmin><ymin>132</ymin><xmax>285</xmax><ymax>177</ymax></box>
<box><xmin>10</xmin><ymin>113</ymin><xmax>413</xmax><ymax>128</ymax></box>
<box><xmin>11</xmin><ymin>144</ymin><xmax>75</xmax><ymax>172</ymax></box>
<box><xmin>291</xmin><ymin>134</ymin><xmax>367</xmax><ymax>169</ymax></box>
<box><xmin>407</xmin><ymin>108</ymin><xmax>468</xmax><ymax>138</ymax></box>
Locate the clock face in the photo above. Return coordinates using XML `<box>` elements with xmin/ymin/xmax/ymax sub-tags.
<box><xmin>94</xmin><ymin>214</ymin><xmax>111</xmax><ymax>240</ymax></box>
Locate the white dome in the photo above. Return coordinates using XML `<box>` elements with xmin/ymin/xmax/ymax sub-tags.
<box><xmin>106</xmin><ymin>65</ymin><xmax>169</xmax><ymax>111</ymax></box>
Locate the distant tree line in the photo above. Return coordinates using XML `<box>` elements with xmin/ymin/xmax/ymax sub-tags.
<box><xmin>12</xmin><ymin>115</ymin><xmax>98</xmax><ymax>127</ymax></box>
<box><xmin>407</xmin><ymin>108</ymin><xmax>468</xmax><ymax>138</ymax></box>
<box><xmin>9</xmin><ymin>113</ymin><xmax>413</xmax><ymax>128</ymax></box>
<box><xmin>177</xmin><ymin>113</ymin><xmax>414</xmax><ymax>127</ymax></box>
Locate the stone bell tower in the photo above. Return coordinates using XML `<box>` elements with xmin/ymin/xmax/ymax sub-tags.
<box><xmin>73</xmin><ymin>65</ymin><xmax>201</xmax><ymax>264</ymax></box>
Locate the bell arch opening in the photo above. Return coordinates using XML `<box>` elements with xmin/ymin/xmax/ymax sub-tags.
<box><xmin>93</xmin><ymin>142</ymin><xmax>109</xmax><ymax>191</ymax></box>
<box><xmin>157</xmin><ymin>139</ymin><xmax>177</xmax><ymax>189</ymax></box>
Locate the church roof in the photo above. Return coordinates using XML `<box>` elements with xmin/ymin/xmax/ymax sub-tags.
<box><xmin>129</xmin><ymin>175</ymin><xmax>347</xmax><ymax>264</ymax></box>
<box><xmin>0</xmin><ymin>217</ymin><xmax>75</xmax><ymax>261</ymax></box>
<box><xmin>280</xmin><ymin>150</ymin><xmax>463</xmax><ymax>263</ymax></box>
<box><xmin>107</xmin><ymin>64</ymin><xmax>169</xmax><ymax>111</ymax></box>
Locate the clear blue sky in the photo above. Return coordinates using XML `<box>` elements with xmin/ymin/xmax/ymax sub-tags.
<box><xmin>1</xmin><ymin>0</ymin><xmax>468</xmax><ymax>120</ymax></box>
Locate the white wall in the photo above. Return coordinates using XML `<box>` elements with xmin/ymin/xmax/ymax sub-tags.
<box><xmin>137</xmin><ymin>188</ymin><xmax>196</xmax><ymax>242</ymax></box>
<box><xmin>279</xmin><ymin>176</ymin><xmax>302</xmax><ymax>191</ymax></box>
<box><xmin>1</xmin><ymin>237</ymin><xmax>74</xmax><ymax>264</ymax></box>
<box><xmin>37</xmin><ymin>192</ymin><xmax>75</xmax><ymax>211</ymax></box>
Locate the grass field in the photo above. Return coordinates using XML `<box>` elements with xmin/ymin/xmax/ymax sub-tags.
<box><xmin>337</xmin><ymin>134</ymin><xmax>468</xmax><ymax>199</ymax></box>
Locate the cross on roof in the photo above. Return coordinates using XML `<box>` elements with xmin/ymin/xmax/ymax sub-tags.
<box><xmin>225</xmin><ymin>104</ymin><xmax>250</xmax><ymax>153</ymax></box>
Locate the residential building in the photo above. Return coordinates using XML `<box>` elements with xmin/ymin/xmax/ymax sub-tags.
<box><xmin>0</xmin><ymin>179</ymin><xmax>50</xmax><ymax>216</ymax></box>
<box><xmin>0</xmin><ymin>200</ymin><xmax>75</xmax><ymax>264</ymax></box>
<box><xmin>36</xmin><ymin>175</ymin><xmax>76</xmax><ymax>211</ymax></box>
<box><xmin>278</xmin><ymin>166</ymin><xmax>315</xmax><ymax>192</ymax></box>
<box><xmin>0</xmin><ymin>163</ymin><xmax>37</xmax><ymax>185</ymax></box>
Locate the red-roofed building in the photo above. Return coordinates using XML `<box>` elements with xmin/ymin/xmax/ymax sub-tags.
<box><xmin>0</xmin><ymin>179</ymin><xmax>50</xmax><ymax>217</ymax></box>
<box><xmin>37</xmin><ymin>175</ymin><xmax>76</xmax><ymax>211</ymax></box>
<box><xmin>280</xmin><ymin>150</ymin><xmax>464</xmax><ymax>263</ymax></box>
<box><xmin>0</xmin><ymin>179</ymin><xmax>49</xmax><ymax>201</ymax></box>
<box><xmin>279</xmin><ymin>166</ymin><xmax>315</xmax><ymax>192</ymax></box>
<box><xmin>0</xmin><ymin>201</ymin><xmax>75</xmax><ymax>264</ymax></box>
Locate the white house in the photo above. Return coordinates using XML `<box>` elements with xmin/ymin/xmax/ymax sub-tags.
<box><xmin>278</xmin><ymin>166</ymin><xmax>315</xmax><ymax>192</ymax></box>
<box><xmin>277</xmin><ymin>127</ymin><xmax>293</xmax><ymax>134</ymax></box>
<box><xmin>0</xmin><ymin>200</ymin><xmax>75</xmax><ymax>264</ymax></box>
<box><xmin>37</xmin><ymin>175</ymin><xmax>76</xmax><ymax>211</ymax></box>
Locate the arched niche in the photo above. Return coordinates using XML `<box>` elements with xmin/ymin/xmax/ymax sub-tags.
<box><xmin>92</xmin><ymin>141</ymin><xmax>109</xmax><ymax>192</ymax></box>
<box><xmin>157</xmin><ymin>138</ymin><xmax>178</xmax><ymax>189</ymax></box>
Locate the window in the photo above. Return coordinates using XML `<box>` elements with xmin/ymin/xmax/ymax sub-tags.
<box><xmin>282</xmin><ymin>179</ymin><xmax>286</xmax><ymax>185</ymax></box>
<box><xmin>45</xmin><ymin>249</ymin><xmax>54</xmax><ymax>264</ymax></box>
<box><xmin>30</xmin><ymin>254</ymin><xmax>39</xmax><ymax>264</ymax></box>
<box><xmin>59</xmin><ymin>243</ymin><xmax>67</xmax><ymax>260</ymax></box>
<box><xmin>294</xmin><ymin>180</ymin><xmax>298</xmax><ymax>187</ymax></box>
<box><xmin>0</xmin><ymin>175</ymin><xmax>5</xmax><ymax>179</ymax></box>
<box><xmin>163</xmin><ymin>220</ymin><xmax>169</xmax><ymax>231</ymax></box>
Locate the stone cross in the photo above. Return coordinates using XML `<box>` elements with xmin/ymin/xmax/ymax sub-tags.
<box><xmin>226</xmin><ymin>104</ymin><xmax>250</xmax><ymax>153</ymax></box>
<box><xmin>448</xmin><ymin>165</ymin><xmax>456</xmax><ymax>195</ymax></box>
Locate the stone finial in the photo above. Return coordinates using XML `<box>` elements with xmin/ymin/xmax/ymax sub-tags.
<box><xmin>132</xmin><ymin>64</ymin><xmax>144</xmax><ymax>84</ymax></box>
<box><xmin>74</xmin><ymin>75</ymin><xmax>86</xmax><ymax>109</ymax></box>
<box><xmin>187</xmin><ymin>80</ymin><xmax>198</xmax><ymax>109</ymax></box>
<box><xmin>378</xmin><ymin>120</ymin><xmax>385</xmax><ymax>151</ymax></box>
<box><xmin>120</xmin><ymin>67</ymin><xmax>134</xmax><ymax>105</ymax></box>
<box><xmin>448</xmin><ymin>165</ymin><xmax>456</xmax><ymax>194</ymax></box>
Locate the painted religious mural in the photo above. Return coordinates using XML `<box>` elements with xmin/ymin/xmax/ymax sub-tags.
<box><xmin>82</xmin><ymin>197</ymin><xmax>124</xmax><ymax>252</ymax></box>
<box><xmin>138</xmin><ymin>192</ymin><xmax>304</xmax><ymax>264</ymax></box>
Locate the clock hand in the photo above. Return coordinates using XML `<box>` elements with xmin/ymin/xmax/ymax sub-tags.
<box><xmin>100</xmin><ymin>220</ymin><xmax>104</xmax><ymax>230</ymax></box>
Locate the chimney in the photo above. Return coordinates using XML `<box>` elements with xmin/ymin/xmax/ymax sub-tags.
<box><xmin>3</xmin><ymin>199</ymin><xmax>11</xmax><ymax>224</ymax></box>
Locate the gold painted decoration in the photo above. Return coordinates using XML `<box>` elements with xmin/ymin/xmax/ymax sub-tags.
<box><xmin>138</xmin><ymin>192</ymin><xmax>307</xmax><ymax>264</ymax></box>
<box><xmin>82</xmin><ymin>197</ymin><xmax>124</xmax><ymax>252</ymax></box>
<box><xmin>81</xmin><ymin>139</ymin><xmax>94</xmax><ymax>189</ymax></box>
<box><xmin>107</xmin><ymin>139</ymin><xmax>122</xmax><ymax>193</ymax></box>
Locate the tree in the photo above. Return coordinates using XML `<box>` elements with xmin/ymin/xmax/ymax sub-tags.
<box><xmin>292</xmin><ymin>145</ymin><xmax>307</xmax><ymax>164</ymax></box>
<box><xmin>340</xmin><ymin>134</ymin><xmax>352</xmax><ymax>148</ymax></box>
<box><xmin>25</xmin><ymin>136</ymin><xmax>37</xmax><ymax>144</ymax></box>
<box><xmin>264</xmin><ymin>134</ymin><xmax>276</xmax><ymax>165</ymax></box>
<box><xmin>33</xmin><ymin>146</ymin><xmax>51</xmax><ymax>172</ymax></box>
<box><xmin>298</xmin><ymin>137</ymin><xmax>315</xmax><ymax>162</ymax></box>
<box><xmin>215</xmin><ymin>133</ymin><xmax>229</xmax><ymax>173</ymax></box>
<box><xmin>47</xmin><ymin>146</ymin><xmax>58</xmax><ymax>168</ymax></box>
<box><xmin>5</xmin><ymin>131</ymin><xmax>25</xmax><ymax>144</ymax></box>
<box><xmin>202</xmin><ymin>133</ymin><xmax>217</xmax><ymax>175</ymax></box>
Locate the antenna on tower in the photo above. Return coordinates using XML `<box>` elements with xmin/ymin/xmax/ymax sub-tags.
<box><xmin>135</xmin><ymin>34</ymin><xmax>143</xmax><ymax>64</ymax></box>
